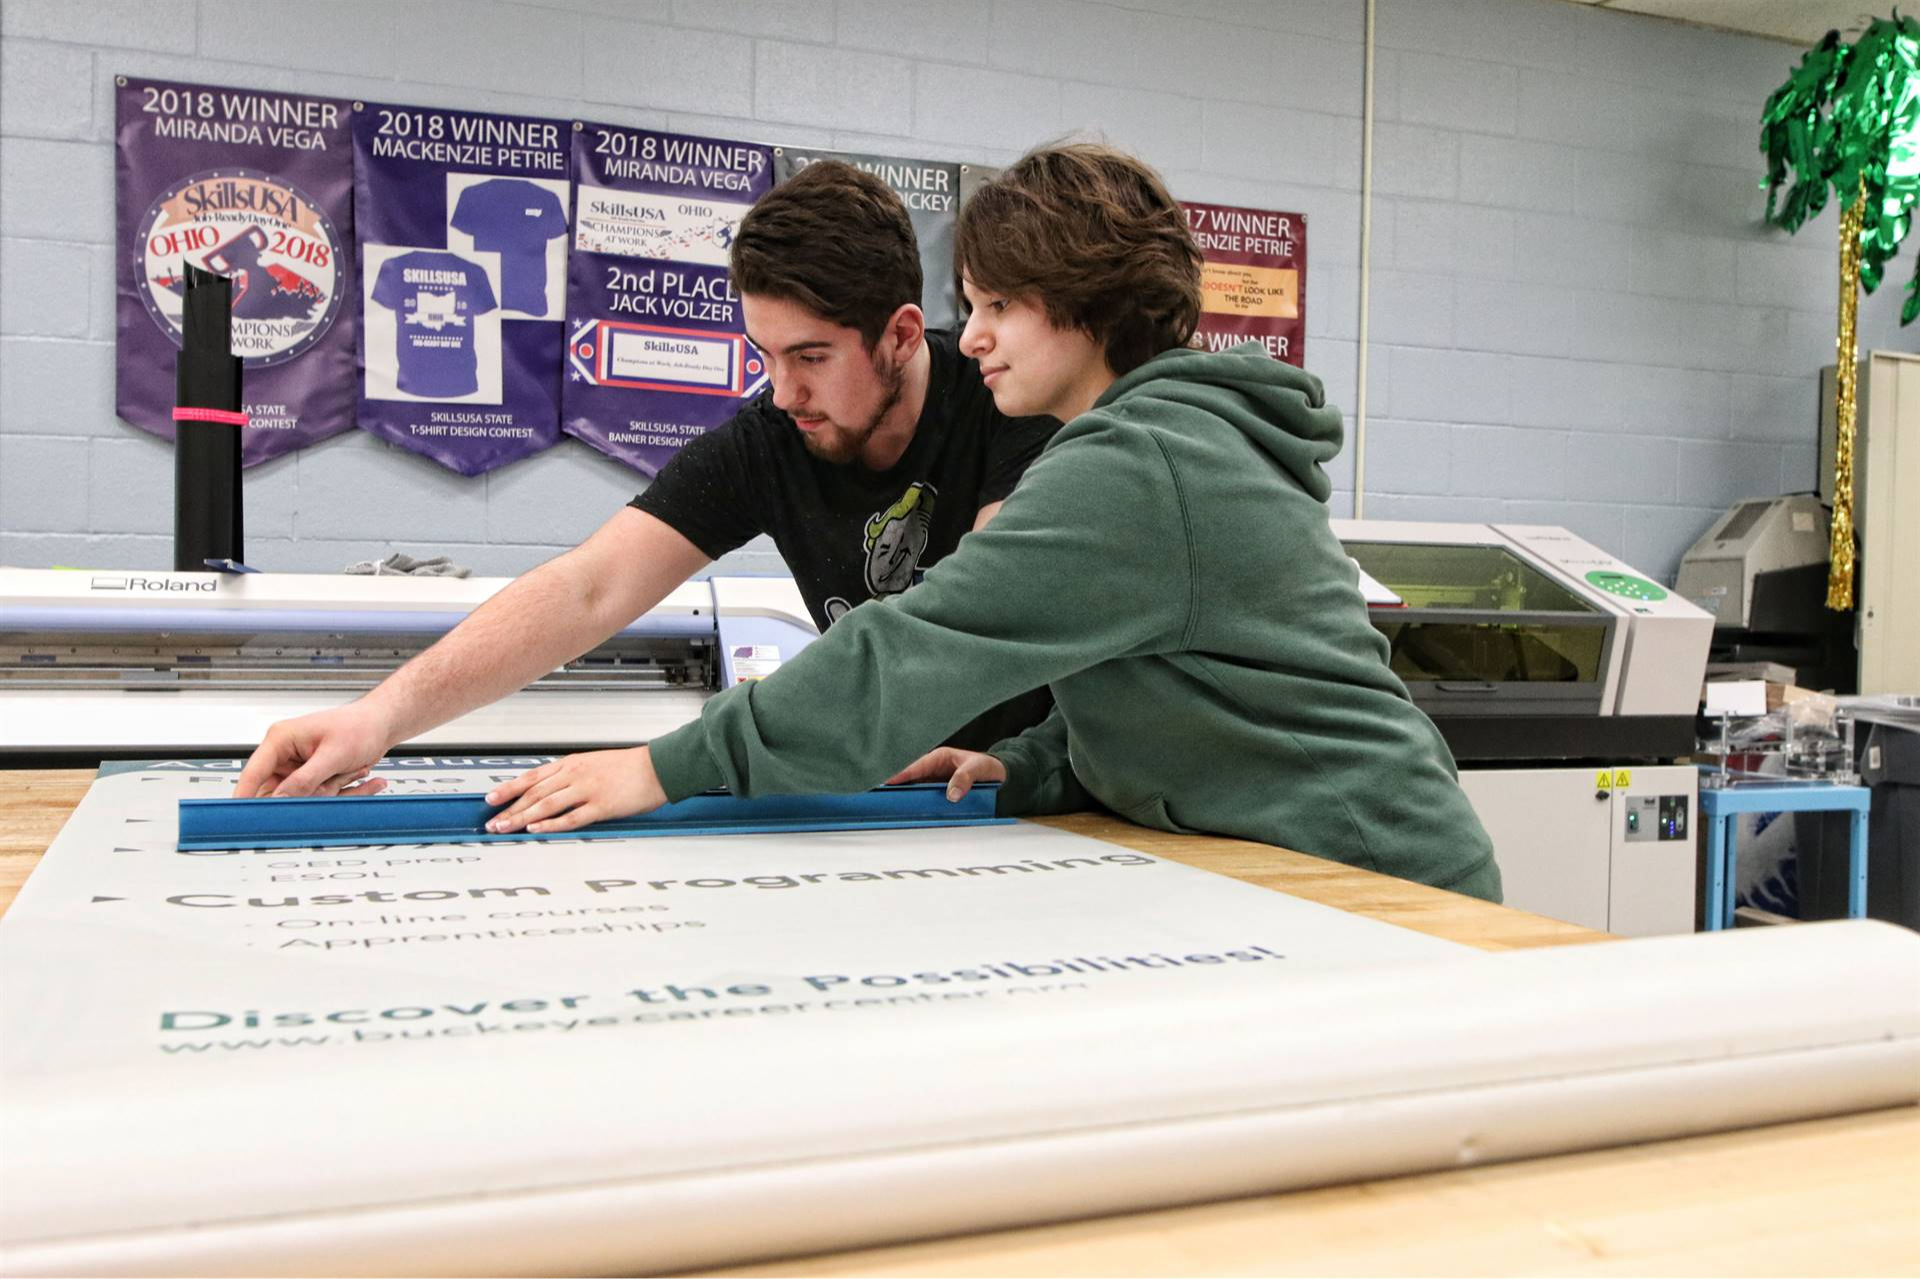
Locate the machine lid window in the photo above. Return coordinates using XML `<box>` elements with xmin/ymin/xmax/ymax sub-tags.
<box><xmin>1343</xmin><ymin>542</ymin><xmax>1599</xmax><ymax>614</ymax></box>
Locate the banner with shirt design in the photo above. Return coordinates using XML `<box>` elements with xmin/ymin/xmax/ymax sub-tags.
<box><xmin>773</xmin><ymin>147</ymin><xmax>962</xmax><ymax>331</ymax></box>
<box><xmin>1181</xmin><ymin>201</ymin><xmax>1306</xmax><ymax>367</ymax></box>
<box><xmin>562</xmin><ymin>124</ymin><xmax>773</xmax><ymax>475</ymax></box>
<box><xmin>114</xmin><ymin>77</ymin><xmax>356</xmax><ymax>467</ymax></box>
<box><xmin>353</xmin><ymin>103</ymin><xmax>571</xmax><ymax>475</ymax></box>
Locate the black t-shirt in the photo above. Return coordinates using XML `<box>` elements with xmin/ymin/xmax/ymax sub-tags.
<box><xmin>630</xmin><ymin>329</ymin><xmax>1060</xmax><ymax>751</ymax></box>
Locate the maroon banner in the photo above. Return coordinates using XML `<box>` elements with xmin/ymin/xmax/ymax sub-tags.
<box><xmin>1181</xmin><ymin>201</ymin><xmax>1304</xmax><ymax>367</ymax></box>
<box><xmin>115</xmin><ymin>77</ymin><xmax>356</xmax><ymax>466</ymax></box>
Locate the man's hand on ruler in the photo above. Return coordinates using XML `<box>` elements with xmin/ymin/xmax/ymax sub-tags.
<box><xmin>234</xmin><ymin>704</ymin><xmax>393</xmax><ymax>799</ymax></box>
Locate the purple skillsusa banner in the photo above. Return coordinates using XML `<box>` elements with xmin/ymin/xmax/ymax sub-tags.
<box><xmin>563</xmin><ymin>125</ymin><xmax>772</xmax><ymax>475</ymax></box>
<box><xmin>353</xmin><ymin>103</ymin><xmax>570</xmax><ymax>476</ymax></box>
<box><xmin>115</xmin><ymin>77</ymin><xmax>355</xmax><ymax>466</ymax></box>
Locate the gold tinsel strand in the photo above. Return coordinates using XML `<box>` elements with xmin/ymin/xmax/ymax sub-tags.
<box><xmin>1827</xmin><ymin>177</ymin><xmax>1864</xmax><ymax>611</ymax></box>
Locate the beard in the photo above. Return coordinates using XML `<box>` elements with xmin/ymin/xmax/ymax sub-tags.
<box><xmin>799</xmin><ymin>349</ymin><xmax>906</xmax><ymax>465</ymax></box>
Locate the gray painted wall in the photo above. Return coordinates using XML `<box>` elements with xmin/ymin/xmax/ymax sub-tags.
<box><xmin>1</xmin><ymin>0</ymin><xmax>1912</xmax><ymax>582</ymax></box>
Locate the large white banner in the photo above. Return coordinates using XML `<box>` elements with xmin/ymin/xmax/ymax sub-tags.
<box><xmin>2</xmin><ymin>758</ymin><xmax>1477</xmax><ymax>1271</ymax></box>
<box><xmin>9</xmin><ymin>759</ymin><xmax>1460</xmax><ymax>1065</ymax></box>
<box><xmin>22</xmin><ymin>763</ymin><xmax>1912</xmax><ymax>1279</ymax></box>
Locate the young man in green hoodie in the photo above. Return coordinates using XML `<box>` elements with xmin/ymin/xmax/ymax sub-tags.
<box><xmin>484</xmin><ymin>144</ymin><xmax>1502</xmax><ymax>902</ymax></box>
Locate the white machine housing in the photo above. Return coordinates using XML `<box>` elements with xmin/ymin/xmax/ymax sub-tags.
<box><xmin>1673</xmin><ymin>494</ymin><xmax>1829</xmax><ymax>629</ymax></box>
<box><xmin>0</xmin><ymin>569</ymin><xmax>820</xmax><ymax>757</ymax></box>
<box><xmin>1331</xmin><ymin>521</ymin><xmax>1711</xmax><ymax>937</ymax></box>
<box><xmin>1457</xmin><ymin>764</ymin><xmax>1696</xmax><ymax>935</ymax></box>
<box><xmin>1332</xmin><ymin>520</ymin><xmax>1713</xmax><ymax>717</ymax></box>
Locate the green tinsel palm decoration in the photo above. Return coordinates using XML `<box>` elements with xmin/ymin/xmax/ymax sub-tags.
<box><xmin>1760</xmin><ymin>13</ymin><xmax>1919</xmax><ymax>608</ymax></box>
<box><xmin>1764</xmin><ymin>14</ymin><xmax>1920</xmax><ymax>321</ymax></box>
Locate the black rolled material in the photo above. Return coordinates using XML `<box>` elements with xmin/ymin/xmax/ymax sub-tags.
<box><xmin>172</xmin><ymin>263</ymin><xmax>244</xmax><ymax>572</ymax></box>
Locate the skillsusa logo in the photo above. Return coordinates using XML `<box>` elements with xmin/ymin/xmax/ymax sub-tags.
<box><xmin>136</xmin><ymin>167</ymin><xmax>343</xmax><ymax>368</ymax></box>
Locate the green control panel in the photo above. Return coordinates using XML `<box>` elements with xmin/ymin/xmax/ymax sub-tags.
<box><xmin>1585</xmin><ymin>569</ymin><xmax>1668</xmax><ymax>603</ymax></box>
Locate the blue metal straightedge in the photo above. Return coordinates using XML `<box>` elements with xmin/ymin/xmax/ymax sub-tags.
<box><xmin>177</xmin><ymin>785</ymin><xmax>1009</xmax><ymax>850</ymax></box>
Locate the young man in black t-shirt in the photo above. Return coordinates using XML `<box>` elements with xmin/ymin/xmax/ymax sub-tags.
<box><xmin>633</xmin><ymin>325</ymin><xmax>1050</xmax><ymax>633</ymax></box>
<box><xmin>237</xmin><ymin>162</ymin><xmax>1058</xmax><ymax>800</ymax></box>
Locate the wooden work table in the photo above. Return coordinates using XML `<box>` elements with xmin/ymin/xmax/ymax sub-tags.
<box><xmin>3</xmin><ymin>768</ymin><xmax>1916</xmax><ymax>1274</ymax></box>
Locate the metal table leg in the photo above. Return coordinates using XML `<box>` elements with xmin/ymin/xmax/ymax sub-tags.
<box><xmin>1849</xmin><ymin>804</ymin><xmax>1870</xmax><ymax>919</ymax></box>
<box><xmin>1706</xmin><ymin>808</ymin><xmax>1729</xmax><ymax>931</ymax></box>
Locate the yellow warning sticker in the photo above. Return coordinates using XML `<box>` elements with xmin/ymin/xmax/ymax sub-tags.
<box><xmin>1613</xmin><ymin>768</ymin><xmax>1632</xmax><ymax>788</ymax></box>
<box><xmin>1595</xmin><ymin>769</ymin><xmax>1612</xmax><ymax>791</ymax></box>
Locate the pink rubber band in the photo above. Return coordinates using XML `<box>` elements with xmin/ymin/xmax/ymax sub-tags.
<box><xmin>171</xmin><ymin>407</ymin><xmax>249</xmax><ymax>426</ymax></box>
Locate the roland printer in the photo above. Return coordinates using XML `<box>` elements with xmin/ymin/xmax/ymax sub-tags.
<box><xmin>0</xmin><ymin>569</ymin><xmax>819</xmax><ymax>764</ymax></box>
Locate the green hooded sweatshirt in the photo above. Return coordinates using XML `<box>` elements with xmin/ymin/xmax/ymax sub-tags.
<box><xmin>649</xmin><ymin>343</ymin><xmax>1502</xmax><ymax>901</ymax></box>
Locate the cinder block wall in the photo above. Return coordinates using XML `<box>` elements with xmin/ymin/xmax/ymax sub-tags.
<box><xmin>1</xmin><ymin>0</ymin><xmax>1909</xmax><ymax>581</ymax></box>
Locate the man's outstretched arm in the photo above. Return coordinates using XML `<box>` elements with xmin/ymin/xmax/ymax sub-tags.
<box><xmin>233</xmin><ymin>508</ymin><xmax>710</xmax><ymax>798</ymax></box>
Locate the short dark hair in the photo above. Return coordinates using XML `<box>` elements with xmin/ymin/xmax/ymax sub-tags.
<box><xmin>729</xmin><ymin>159</ymin><xmax>922</xmax><ymax>348</ymax></box>
<box><xmin>955</xmin><ymin>143</ymin><xmax>1202</xmax><ymax>376</ymax></box>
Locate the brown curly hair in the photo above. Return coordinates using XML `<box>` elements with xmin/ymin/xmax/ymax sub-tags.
<box><xmin>730</xmin><ymin>159</ymin><xmax>922</xmax><ymax>349</ymax></box>
<box><xmin>955</xmin><ymin>143</ymin><xmax>1202</xmax><ymax>375</ymax></box>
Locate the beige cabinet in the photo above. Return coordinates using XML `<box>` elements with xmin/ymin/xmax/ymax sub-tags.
<box><xmin>1457</xmin><ymin>764</ymin><xmax>1698</xmax><ymax>936</ymax></box>
<box><xmin>1819</xmin><ymin>350</ymin><xmax>1920</xmax><ymax>694</ymax></box>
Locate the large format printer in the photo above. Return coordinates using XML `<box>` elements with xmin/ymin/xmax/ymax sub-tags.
<box><xmin>1333</xmin><ymin>521</ymin><xmax>1714</xmax><ymax>936</ymax></box>
<box><xmin>3</xmin><ymin>522</ymin><xmax>1712</xmax><ymax>935</ymax></box>
<box><xmin>0</xmin><ymin>569</ymin><xmax>818</xmax><ymax>762</ymax></box>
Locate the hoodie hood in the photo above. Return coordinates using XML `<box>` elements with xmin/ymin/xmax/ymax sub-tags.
<box><xmin>1094</xmin><ymin>341</ymin><xmax>1343</xmax><ymax>503</ymax></box>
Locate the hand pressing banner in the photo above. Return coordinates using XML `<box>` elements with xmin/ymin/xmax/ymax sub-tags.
<box><xmin>353</xmin><ymin>104</ymin><xmax>571</xmax><ymax>476</ymax></box>
<box><xmin>562</xmin><ymin>124</ymin><xmax>773</xmax><ymax>475</ymax></box>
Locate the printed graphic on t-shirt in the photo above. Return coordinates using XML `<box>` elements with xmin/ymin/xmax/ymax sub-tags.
<box><xmin>821</xmin><ymin>486</ymin><xmax>938</xmax><ymax>623</ymax></box>
<box><xmin>449</xmin><ymin>175</ymin><xmax>569</xmax><ymax>316</ymax></box>
<box><xmin>866</xmin><ymin>482</ymin><xmax>936</xmax><ymax>595</ymax></box>
<box><xmin>367</xmin><ymin>248</ymin><xmax>499</xmax><ymax>400</ymax></box>
<box><xmin>824</xmin><ymin>483</ymin><xmax>939</xmax><ymax>623</ymax></box>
